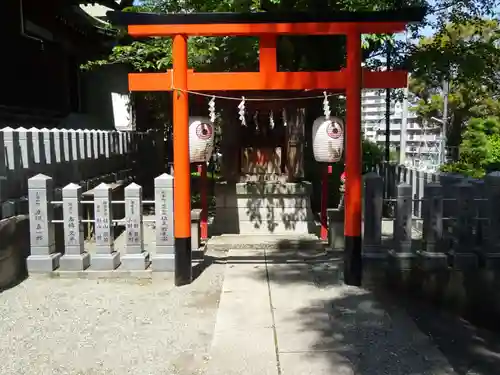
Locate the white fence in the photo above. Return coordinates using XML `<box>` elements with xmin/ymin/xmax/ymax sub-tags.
<box><xmin>0</xmin><ymin>127</ymin><xmax>163</xmax><ymax>217</ymax></box>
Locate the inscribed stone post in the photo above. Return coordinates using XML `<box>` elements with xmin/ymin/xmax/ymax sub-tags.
<box><xmin>419</xmin><ymin>183</ymin><xmax>447</xmax><ymax>270</ymax></box>
<box><xmin>452</xmin><ymin>181</ymin><xmax>477</xmax><ymax>269</ymax></box>
<box><xmin>91</xmin><ymin>183</ymin><xmax>120</xmax><ymax>270</ymax></box>
<box><xmin>152</xmin><ymin>173</ymin><xmax>175</xmax><ymax>271</ymax></box>
<box><xmin>389</xmin><ymin>183</ymin><xmax>414</xmax><ymax>270</ymax></box>
<box><xmin>60</xmin><ymin>183</ymin><xmax>90</xmax><ymax>270</ymax></box>
<box><xmin>26</xmin><ymin>174</ymin><xmax>60</xmax><ymax>272</ymax></box>
<box><xmin>122</xmin><ymin>182</ymin><xmax>149</xmax><ymax>270</ymax></box>
<box><xmin>363</xmin><ymin>172</ymin><xmax>384</xmax><ymax>261</ymax></box>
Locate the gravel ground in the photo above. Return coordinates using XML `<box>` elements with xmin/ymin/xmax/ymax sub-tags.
<box><xmin>0</xmin><ymin>259</ymin><xmax>225</xmax><ymax>375</ymax></box>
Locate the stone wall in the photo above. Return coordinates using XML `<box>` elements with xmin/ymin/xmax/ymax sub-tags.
<box><xmin>213</xmin><ymin>181</ymin><xmax>315</xmax><ymax>235</ymax></box>
<box><xmin>0</xmin><ymin>215</ymin><xmax>29</xmax><ymax>290</ymax></box>
<box><xmin>363</xmin><ymin>166</ymin><xmax>500</xmax><ymax>326</ymax></box>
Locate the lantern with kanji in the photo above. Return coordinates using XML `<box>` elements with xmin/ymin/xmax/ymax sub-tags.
<box><xmin>189</xmin><ymin>116</ymin><xmax>215</xmax><ymax>163</ymax></box>
<box><xmin>312</xmin><ymin>116</ymin><xmax>344</xmax><ymax>163</ymax></box>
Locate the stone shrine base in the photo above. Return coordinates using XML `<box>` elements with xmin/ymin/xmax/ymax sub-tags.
<box><xmin>212</xmin><ymin>181</ymin><xmax>316</xmax><ymax>235</ymax></box>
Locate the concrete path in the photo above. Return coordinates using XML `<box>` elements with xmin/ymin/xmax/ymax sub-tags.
<box><xmin>205</xmin><ymin>248</ymin><xmax>457</xmax><ymax>375</ymax></box>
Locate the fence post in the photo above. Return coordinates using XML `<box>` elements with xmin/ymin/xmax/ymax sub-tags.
<box><xmin>389</xmin><ymin>183</ymin><xmax>414</xmax><ymax>269</ymax></box>
<box><xmin>91</xmin><ymin>183</ymin><xmax>120</xmax><ymax>270</ymax></box>
<box><xmin>27</xmin><ymin>174</ymin><xmax>60</xmax><ymax>272</ymax></box>
<box><xmin>363</xmin><ymin>172</ymin><xmax>384</xmax><ymax>261</ymax></box>
<box><xmin>439</xmin><ymin>172</ymin><xmax>463</xmax><ymax>237</ymax></box>
<box><xmin>327</xmin><ymin>208</ymin><xmax>344</xmax><ymax>249</ymax></box>
<box><xmin>419</xmin><ymin>183</ymin><xmax>447</xmax><ymax>270</ymax></box>
<box><xmin>122</xmin><ymin>182</ymin><xmax>149</xmax><ymax>270</ymax></box>
<box><xmin>60</xmin><ymin>183</ymin><xmax>89</xmax><ymax>270</ymax></box>
<box><xmin>452</xmin><ymin>180</ymin><xmax>477</xmax><ymax>269</ymax></box>
<box><xmin>152</xmin><ymin>173</ymin><xmax>175</xmax><ymax>271</ymax></box>
<box><xmin>485</xmin><ymin>172</ymin><xmax>500</xmax><ymax>268</ymax></box>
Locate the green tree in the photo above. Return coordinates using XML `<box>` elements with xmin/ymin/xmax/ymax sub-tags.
<box><xmin>442</xmin><ymin>116</ymin><xmax>500</xmax><ymax>177</ymax></box>
<box><xmin>409</xmin><ymin>18</ymin><xmax>500</xmax><ymax>149</ymax></box>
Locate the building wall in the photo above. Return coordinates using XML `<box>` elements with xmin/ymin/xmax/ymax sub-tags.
<box><xmin>361</xmin><ymin>89</ymin><xmax>442</xmax><ymax>163</ymax></box>
<box><xmin>76</xmin><ymin>64</ymin><xmax>131</xmax><ymax>131</ymax></box>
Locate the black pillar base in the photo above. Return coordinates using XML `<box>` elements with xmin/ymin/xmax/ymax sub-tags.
<box><xmin>344</xmin><ymin>235</ymin><xmax>362</xmax><ymax>286</ymax></box>
<box><xmin>174</xmin><ymin>237</ymin><xmax>192</xmax><ymax>286</ymax></box>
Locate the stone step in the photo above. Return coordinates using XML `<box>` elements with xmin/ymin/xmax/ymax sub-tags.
<box><xmin>206</xmin><ymin>234</ymin><xmax>324</xmax><ymax>251</ymax></box>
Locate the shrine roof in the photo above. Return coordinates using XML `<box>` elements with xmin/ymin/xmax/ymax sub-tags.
<box><xmin>106</xmin><ymin>7</ymin><xmax>426</xmax><ymax>26</ymax></box>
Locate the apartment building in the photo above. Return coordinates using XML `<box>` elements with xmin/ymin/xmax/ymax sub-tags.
<box><xmin>361</xmin><ymin>89</ymin><xmax>442</xmax><ymax>164</ymax></box>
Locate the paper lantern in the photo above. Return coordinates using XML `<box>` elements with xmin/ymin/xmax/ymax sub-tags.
<box><xmin>189</xmin><ymin>116</ymin><xmax>215</xmax><ymax>163</ymax></box>
<box><xmin>312</xmin><ymin>116</ymin><xmax>344</xmax><ymax>163</ymax></box>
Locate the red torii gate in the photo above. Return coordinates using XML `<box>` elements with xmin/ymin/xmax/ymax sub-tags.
<box><xmin>108</xmin><ymin>8</ymin><xmax>425</xmax><ymax>286</ymax></box>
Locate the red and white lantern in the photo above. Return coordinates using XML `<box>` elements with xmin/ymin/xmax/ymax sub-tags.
<box><xmin>312</xmin><ymin>116</ymin><xmax>344</xmax><ymax>163</ymax></box>
<box><xmin>189</xmin><ymin>116</ymin><xmax>215</xmax><ymax>163</ymax></box>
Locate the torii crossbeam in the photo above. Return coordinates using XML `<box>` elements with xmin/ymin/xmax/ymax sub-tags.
<box><xmin>108</xmin><ymin>8</ymin><xmax>426</xmax><ymax>286</ymax></box>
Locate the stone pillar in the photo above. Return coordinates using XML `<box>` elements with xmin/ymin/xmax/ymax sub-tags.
<box><xmin>363</xmin><ymin>172</ymin><xmax>384</xmax><ymax>261</ymax></box>
<box><xmin>389</xmin><ymin>183</ymin><xmax>414</xmax><ymax>269</ymax></box>
<box><xmin>60</xmin><ymin>183</ymin><xmax>90</xmax><ymax>270</ymax></box>
<box><xmin>122</xmin><ymin>182</ymin><xmax>149</xmax><ymax>270</ymax></box>
<box><xmin>419</xmin><ymin>183</ymin><xmax>447</xmax><ymax>270</ymax></box>
<box><xmin>152</xmin><ymin>173</ymin><xmax>175</xmax><ymax>271</ymax></box>
<box><xmin>439</xmin><ymin>172</ymin><xmax>463</xmax><ymax>236</ymax></box>
<box><xmin>191</xmin><ymin>209</ymin><xmax>202</xmax><ymax>252</ymax></box>
<box><xmin>452</xmin><ymin>181</ymin><xmax>477</xmax><ymax>269</ymax></box>
<box><xmin>27</xmin><ymin>174</ymin><xmax>61</xmax><ymax>272</ymax></box>
<box><xmin>327</xmin><ymin>208</ymin><xmax>344</xmax><ymax>250</ymax></box>
<box><xmin>485</xmin><ymin>172</ymin><xmax>500</xmax><ymax>267</ymax></box>
<box><xmin>91</xmin><ymin>183</ymin><xmax>120</xmax><ymax>270</ymax></box>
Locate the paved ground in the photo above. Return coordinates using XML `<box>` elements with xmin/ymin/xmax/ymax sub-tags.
<box><xmin>204</xmin><ymin>248</ymin><xmax>456</xmax><ymax>375</ymax></box>
<box><xmin>0</xmin><ymin>258</ymin><xmax>225</xmax><ymax>375</ymax></box>
<box><xmin>2</xmin><ymin>244</ymin><xmax>498</xmax><ymax>375</ymax></box>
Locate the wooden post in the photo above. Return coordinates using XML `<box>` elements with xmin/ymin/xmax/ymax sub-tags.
<box><xmin>172</xmin><ymin>34</ymin><xmax>192</xmax><ymax>285</ymax></box>
<box><xmin>198</xmin><ymin>163</ymin><xmax>208</xmax><ymax>240</ymax></box>
<box><xmin>344</xmin><ymin>28</ymin><xmax>363</xmax><ymax>286</ymax></box>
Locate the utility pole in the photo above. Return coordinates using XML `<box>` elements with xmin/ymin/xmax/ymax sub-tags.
<box><xmin>385</xmin><ymin>40</ymin><xmax>392</xmax><ymax>162</ymax></box>
<box><xmin>399</xmin><ymin>75</ymin><xmax>409</xmax><ymax>165</ymax></box>
<box><xmin>440</xmin><ymin>79</ymin><xmax>449</xmax><ymax>165</ymax></box>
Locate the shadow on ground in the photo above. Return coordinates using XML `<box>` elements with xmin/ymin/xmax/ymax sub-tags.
<box><xmin>396</xmin><ymin>293</ymin><xmax>500</xmax><ymax>375</ymax></box>
<box><xmin>199</xmin><ymin>237</ymin><xmax>500</xmax><ymax>375</ymax></box>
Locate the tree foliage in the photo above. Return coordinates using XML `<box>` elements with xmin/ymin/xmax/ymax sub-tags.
<box><xmin>409</xmin><ymin>18</ymin><xmax>500</xmax><ymax>148</ymax></box>
<box><xmin>441</xmin><ymin>117</ymin><xmax>500</xmax><ymax>178</ymax></box>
